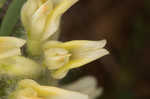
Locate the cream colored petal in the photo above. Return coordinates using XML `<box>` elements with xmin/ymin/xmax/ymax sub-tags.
<box><xmin>44</xmin><ymin>53</ymin><xmax>71</xmax><ymax>70</ymax></box>
<box><xmin>62</xmin><ymin>76</ymin><xmax>98</xmax><ymax>91</ymax></box>
<box><xmin>42</xmin><ymin>15</ymin><xmax>61</xmax><ymax>41</ymax></box>
<box><xmin>44</xmin><ymin>40</ymin><xmax>109</xmax><ymax>79</ymax></box>
<box><xmin>51</xmin><ymin>70</ymin><xmax>69</xmax><ymax>79</ymax></box>
<box><xmin>44</xmin><ymin>47</ymin><xmax>71</xmax><ymax>70</ymax></box>
<box><xmin>53</xmin><ymin>49</ymin><xmax>109</xmax><ymax>74</ymax></box>
<box><xmin>45</xmin><ymin>91</ymin><xmax>88</xmax><ymax>99</ymax></box>
<box><xmin>51</xmin><ymin>0</ymin><xmax>79</xmax><ymax>16</ymax></box>
<box><xmin>52</xmin><ymin>49</ymin><xmax>108</xmax><ymax>79</ymax></box>
<box><xmin>43</xmin><ymin>40</ymin><xmax>106</xmax><ymax>50</ymax></box>
<box><xmin>63</xmin><ymin>40</ymin><xmax>108</xmax><ymax>68</ymax></box>
<box><xmin>11</xmin><ymin>88</ymin><xmax>38</xmax><ymax>99</ymax></box>
<box><xmin>70</xmin><ymin>48</ymin><xmax>109</xmax><ymax>68</ymax></box>
<box><xmin>51</xmin><ymin>0</ymin><xmax>62</xmax><ymax>6</ymax></box>
<box><xmin>62</xmin><ymin>76</ymin><xmax>103</xmax><ymax>99</ymax></box>
<box><xmin>21</xmin><ymin>0</ymin><xmax>39</xmax><ymax>31</ymax></box>
<box><xmin>43</xmin><ymin>40</ymin><xmax>107</xmax><ymax>50</ymax></box>
<box><xmin>60</xmin><ymin>40</ymin><xmax>107</xmax><ymax>50</ymax></box>
<box><xmin>51</xmin><ymin>40</ymin><xmax>109</xmax><ymax>79</ymax></box>
<box><xmin>17</xmin><ymin>79</ymin><xmax>88</xmax><ymax>99</ymax></box>
<box><xmin>0</xmin><ymin>48</ymin><xmax>21</xmax><ymax>59</ymax></box>
<box><xmin>0</xmin><ymin>56</ymin><xmax>41</xmax><ymax>77</ymax></box>
<box><xmin>43</xmin><ymin>40</ymin><xmax>62</xmax><ymax>50</ymax></box>
<box><xmin>32</xmin><ymin>0</ymin><xmax>53</xmax><ymax>20</ymax></box>
<box><xmin>0</xmin><ymin>37</ymin><xmax>26</xmax><ymax>48</ymax></box>
<box><xmin>42</xmin><ymin>0</ymin><xmax>79</xmax><ymax>41</ymax></box>
<box><xmin>0</xmin><ymin>37</ymin><xmax>26</xmax><ymax>59</ymax></box>
<box><xmin>30</xmin><ymin>0</ymin><xmax>53</xmax><ymax>39</ymax></box>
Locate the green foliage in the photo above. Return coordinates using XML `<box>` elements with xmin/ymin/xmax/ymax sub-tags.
<box><xmin>0</xmin><ymin>76</ymin><xmax>18</xmax><ymax>98</ymax></box>
<box><xmin>0</xmin><ymin>0</ymin><xmax>26</xmax><ymax>36</ymax></box>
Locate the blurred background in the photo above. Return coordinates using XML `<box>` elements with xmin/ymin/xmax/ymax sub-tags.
<box><xmin>0</xmin><ymin>0</ymin><xmax>150</xmax><ymax>99</ymax></box>
<box><xmin>60</xmin><ymin>0</ymin><xmax>150</xmax><ymax>99</ymax></box>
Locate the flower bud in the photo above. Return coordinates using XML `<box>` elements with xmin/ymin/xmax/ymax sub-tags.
<box><xmin>44</xmin><ymin>48</ymin><xmax>71</xmax><ymax>70</ymax></box>
<box><xmin>0</xmin><ymin>37</ymin><xmax>26</xmax><ymax>59</ymax></box>
<box><xmin>0</xmin><ymin>56</ymin><xmax>41</xmax><ymax>77</ymax></box>
<box><xmin>9</xmin><ymin>79</ymin><xmax>88</xmax><ymax>99</ymax></box>
<box><xmin>21</xmin><ymin>0</ymin><xmax>78</xmax><ymax>41</ymax></box>
<box><xmin>43</xmin><ymin>40</ymin><xmax>109</xmax><ymax>79</ymax></box>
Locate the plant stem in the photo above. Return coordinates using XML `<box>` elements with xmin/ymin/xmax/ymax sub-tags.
<box><xmin>26</xmin><ymin>39</ymin><xmax>43</xmax><ymax>57</ymax></box>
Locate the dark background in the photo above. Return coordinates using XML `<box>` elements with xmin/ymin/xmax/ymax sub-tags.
<box><xmin>0</xmin><ymin>0</ymin><xmax>150</xmax><ymax>99</ymax></box>
<box><xmin>60</xmin><ymin>0</ymin><xmax>150</xmax><ymax>99</ymax></box>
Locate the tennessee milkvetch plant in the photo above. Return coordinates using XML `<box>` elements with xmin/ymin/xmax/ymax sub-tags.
<box><xmin>0</xmin><ymin>0</ymin><xmax>109</xmax><ymax>99</ymax></box>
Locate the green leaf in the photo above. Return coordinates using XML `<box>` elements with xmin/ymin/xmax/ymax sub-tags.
<box><xmin>0</xmin><ymin>0</ymin><xmax>26</xmax><ymax>36</ymax></box>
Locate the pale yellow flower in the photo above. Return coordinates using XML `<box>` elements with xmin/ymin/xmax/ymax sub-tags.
<box><xmin>43</xmin><ymin>40</ymin><xmax>109</xmax><ymax>79</ymax></box>
<box><xmin>21</xmin><ymin>0</ymin><xmax>78</xmax><ymax>41</ymax></box>
<box><xmin>62</xmin><ymin>76</ymin><xmax>103</xmax><ymax>99</ymax></box>
<box><xmin>0</xmin><ymin>37</ymin><xmax>26</xmax><ymax>59</ymax></box>
<box><xmin>0</xmin><ymin>56</ymin><xmax>41</xmax><ymax>77</ymax></box>
<box><xmin>9</xmin><ymin>79</ymin><xmax>88</xmax><ymax>99</ymax></box>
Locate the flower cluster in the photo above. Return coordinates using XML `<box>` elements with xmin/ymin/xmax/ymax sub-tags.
<box><xmin>20</xmin><ymin>0</ymin><xmax>109</xmax><ymax>79</ymax></box>
<box><xmin>0</xmin><ymin>37</ymin><xmax>41</xmax><ymax>77</ymax></box>
<box><xmin>0</xmin><ymin>0</ymin><xmax>109</xmax><ymax>98</ymax></box>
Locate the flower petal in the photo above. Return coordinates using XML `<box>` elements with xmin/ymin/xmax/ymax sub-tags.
<box><xmin>52</xmin><ymin>49</ymin><xmax>109</xmax><ymax>78</ymax></box>
<box><xmin>30</xmin><ymin>0</ymin><xmax>53</xmax><ymax>40</ymax></box>
<box><xmin>44</xmin><ymin>40</ymin><xmax>107</xmax><ymax>51</ymax></box>
<box><xmin>62</xmin><ymin>40</ymin><xmax>108</xmax><ymax>68</ymax></box>
<box><xmin>14</xmin><ymin>79</ymin><xmax>88</xmax><ymax>99</ymax></box>
<box><xmin>51</xmin><ymin>40</ymin><xmax>109</xmax><ymax>79</ymax></box>
<box><xmin>51</xmin><ymin>70</ymin><xmax>69</xmax><ymax>79</ymax></box>
<box><xmin>0</xmin><ymin>37</ymin><xmax>26</xmax><ymax>59</ymax></box>
<box><xmin>60</xmin><ymin>40</ymin><xmax>107</xmax><ymax>50</ymax></box>
<box><xmin>0</xmin><ymin>37</ymin><xmax>26</xmax><ymax>48</ymax></box>
<box><xmin>44</xmin><ymin>48</ymin><xmax>71</xmax><ymax>70</ymax></box>
<box><xmin>21</xmin><ymin>0</ymin><xmax>39</xmax><ymax>31</ymax></box>
<box><xmin>0</xmin><ymin>56</ymin><xmax>41</xmax><ymax>77</ymax></box>
<box><xmin>70</xmin><ymin>48</ymin><xmax>109</xmax><ymax>68</ymax></box>
<box><xmin>42</xmin><ymin>0</ymin><xmax>79</xmax><ymax>41</ymax></box>
<box><xmin>62</xmin><ymin>76</ymin><xmax>103</xmax><ymax>99</ymax></box>
<box><xmin>0</xmin><ymin>48</ymin><xmax>21</xmax><ymax>59</ymax></box>
<box><xmin>43</xmin><ymin>40</ymin><xmax>62</xmax><ymax>50</ymax></box>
